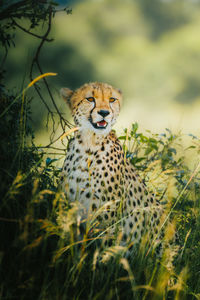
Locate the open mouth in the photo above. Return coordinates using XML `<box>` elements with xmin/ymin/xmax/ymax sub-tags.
<box><xmin>89</xmin><ymin>119</ymin><xmax>108</xmax><ymax>129</ymax></box>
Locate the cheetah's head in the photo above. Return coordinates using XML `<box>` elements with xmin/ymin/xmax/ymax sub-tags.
<box><xmin>60</xmin><ymin>82</ymin><xmax>122</xmax><ymax>135</ymax></box>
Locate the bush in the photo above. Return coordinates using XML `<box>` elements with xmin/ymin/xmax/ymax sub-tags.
<box><xmin>1</xmin><ymin>2</ymin><xmax>200</xmax><ymax>299</ymax></box>
<box><xmin>0</xmin><ymin>86</ymin><xmax>200</xmax><ymax>299</ymax></box>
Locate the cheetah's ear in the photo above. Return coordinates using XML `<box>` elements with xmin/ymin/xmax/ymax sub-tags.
<box><xmin>60</xmin><ymin>87</ymin><xmax>73</xmax><ymax>107</ymax></box>
<box><xmin>117</xmin><ymin>88</ymin><xmax>122</xmax><ymax>95</ymax></box>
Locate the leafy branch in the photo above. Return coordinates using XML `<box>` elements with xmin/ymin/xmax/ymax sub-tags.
<box><xmin>0</xmin><ymin>0</ymin><xmax>73</xmax><ymax>146</ymax></box>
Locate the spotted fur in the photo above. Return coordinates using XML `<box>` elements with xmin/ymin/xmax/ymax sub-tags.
<box><xmin>60</xmin><ymin>82</ymin><xmax>163</xmax><ymax>247</ymax></box>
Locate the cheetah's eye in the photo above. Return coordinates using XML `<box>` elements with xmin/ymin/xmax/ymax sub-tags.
<box><xmin>86</xmin><ymin>97</ymin><xmax>95</xmax><ymax>102</ymax></box>
<box><xmin>109</xmin><ymin>97</ymin><xmax>117</xmax><ymax>103</ymax></box>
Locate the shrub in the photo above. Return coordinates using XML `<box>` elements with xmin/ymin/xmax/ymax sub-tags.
<box><xmin>0</xmin><ymin>87</ymin><xmax>200</xmax><ymax>299</ymax></box>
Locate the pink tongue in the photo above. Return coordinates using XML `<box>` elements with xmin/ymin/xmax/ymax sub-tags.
<box><xmin>98</xmin><ymin>121</ymin><xmax>106</xmax><ymax>126</ymax></box>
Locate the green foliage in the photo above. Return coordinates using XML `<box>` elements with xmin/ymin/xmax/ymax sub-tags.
<box><xmin>0</xmin><ymin>1</ymin><xmax>71</xmax><ymax>49</ymax></box>
<box><xmin>119</xmin><ymin>124</ymin><xmax>181</xmax><ymax>170</ymax></box>
<box><xmin>1</xmin><ymin>1</ymin><xmax>200</xmax><ymax>299</ymax></box>
<box><xmin>1</xmin><ymin>87</ymin><xmax>200</xmax><ymax>299</ymax></box>
<box><xmin>136</xmin><ymin>0</ymin><xmax>192</xmax><ymax>39</ymax></box>
<box><xmin>3</xmin><ymin>0</ymin><xmax>200</xmax><ymax>145</ymax></box>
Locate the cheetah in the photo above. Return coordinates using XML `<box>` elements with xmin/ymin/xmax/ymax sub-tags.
<box><xmin>60</xmin><ymin>82</ymin><xmax>164</xmax><ymax>251</ymax></box>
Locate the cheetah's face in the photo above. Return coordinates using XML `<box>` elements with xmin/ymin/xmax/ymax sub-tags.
<box><xmin>61</xmin><ymin>82</ymin><xmax>122</xmax><ymax>134</ymax></box>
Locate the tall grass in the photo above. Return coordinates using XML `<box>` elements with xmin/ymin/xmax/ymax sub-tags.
<box><xmin>0</xmin><ymin>85</ymin><xmax>200</xmax><ymax>299</ymax></box>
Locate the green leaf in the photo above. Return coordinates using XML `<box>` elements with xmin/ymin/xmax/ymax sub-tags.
<box><xmin>131</xmin><ymin>123</ymin><xmax>138</xmax><ymax>134</ymax></box>
<box><xmin>168</xmin><ymin>148</ymin><xmax>177</xmax><ymax>154</ymax></box>
<box><xmin>145</xmin><ymin>147</ymin><xmax>153</xmax><ymax>155</ymax></box>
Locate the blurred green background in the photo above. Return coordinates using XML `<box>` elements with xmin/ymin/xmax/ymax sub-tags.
<box><xmin>3</xmin><ymin>0</ymin><xmax>200</xmax><ymax>145</ymax></box>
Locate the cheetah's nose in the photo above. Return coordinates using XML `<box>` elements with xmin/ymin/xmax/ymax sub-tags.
<box><xmin>98</xmin><ymin>110</ymin><xmax>110</xmax><ymax>118</ymax></box>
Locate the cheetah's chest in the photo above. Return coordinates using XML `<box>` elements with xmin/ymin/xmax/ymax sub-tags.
<box><xmin>61</xmin><ymin>134</ymin><xmax>164</xmax><ymax>244</ymax></box>
<box><xmin>62</xmin><ymin>138</ymin><xmax>125</xmax><ymax>215</ymax></box>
